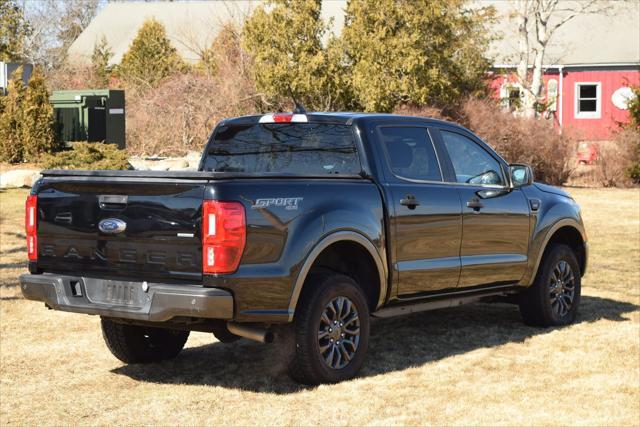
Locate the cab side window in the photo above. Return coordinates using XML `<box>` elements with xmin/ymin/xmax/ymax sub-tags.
<box><xmin>379</xmin><ymin>127</ymin><xmax>442</xmax><ymax>182</ymax></box>
<box><xmin>440</xmin><ymin>131</ymin><xmax>505</xmax><ymax>186</ymax></box>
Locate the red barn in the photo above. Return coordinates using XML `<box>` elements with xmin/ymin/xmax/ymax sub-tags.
<box><xmin>486</xmin><ymin>1</ymin><xmax>640</xmax><ymax>141</ymax></box>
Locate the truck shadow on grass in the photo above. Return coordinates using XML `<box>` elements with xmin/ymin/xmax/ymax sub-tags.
<box><xmin>111</xmin><ymin>295</ymin><xmax>637</xmax><ymax>393</ymax></box>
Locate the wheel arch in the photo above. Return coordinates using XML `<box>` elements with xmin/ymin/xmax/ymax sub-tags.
<box><xmin>532</xmin><ymin>220</ymin><xmax>588</xmax><ymax>283</ymax></box>
<box><xmin>287</xmin><ymin>231</ymin><xmax>388</xmax><ymax>321</ymax></box>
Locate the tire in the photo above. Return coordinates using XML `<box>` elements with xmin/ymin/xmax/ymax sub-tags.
<box><xmin>519</xmin><ymin>244</ymin><xmax>581</xmax><ymax>327</ymax></box>
<box><xmin>286</xmin><ymin>272</ymin><xmax>370</xmax><ymax>385</ymax></box>
<box><xmin>100</xmin><ymin>318</ymin><xmax>190</xmax><ymax>363</ymax></box>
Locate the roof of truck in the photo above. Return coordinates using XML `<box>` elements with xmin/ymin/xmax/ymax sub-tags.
<box><xmin>222</xmin><ymin>112</ymin><xmax>465</xmax><ymax>129</ymax></box>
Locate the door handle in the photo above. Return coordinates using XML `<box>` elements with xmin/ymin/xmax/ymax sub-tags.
<box><xmin>99</xmin><ymin>195</ymin><xmax>128</xmax><ymax>210</ymax></box>
<box><xmin>466</xmin><ymin>198</ymin><xmax>484</xmax><ymax>212</ymax></box>
<box><xmin>400</xmin><ymin>194</ymin><xmax>420</xmax><ymax>210</ymax></box>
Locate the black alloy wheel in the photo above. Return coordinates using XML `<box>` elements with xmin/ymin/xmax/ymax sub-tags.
<box><xmin>318</xmin><ymin>296</ymin><xmax>361</xmax><ymax>370</ymax></box>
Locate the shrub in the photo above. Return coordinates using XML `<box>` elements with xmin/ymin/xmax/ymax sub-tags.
<box><xmin>126</xmin><ymin>23</ymin><xmax>256</xmax><ymax>157</ymax></box>
<box><xmin>125</xmin><ymin>70</ymin><xmax>255</xmax><ymax>156</ymax></box>
<box><xmin>46</xmin><ymin>62</ymin><xmax>93</xmax><ymax>90</ymax></box>
<box><xmin>461</xmin><ymin>98</ymin><xmax>575</xmax><ymax>185</ymax></box>
<box><xmin>393</xmin><ymin>103</ymin><xmax>463</xmax><ymax>122</ymax></box>
<box><xmin>0</xmin><ymin>68</ymin><xmax>26</xmax><ymax>163</ymax></box>
<box><xmin>592</xmin><ymin>142</ymin><xmax>630</xmax><ymax>187</ymax></box>
<box><xmin>40</xmin><ymin>142</ymin><xmax>130</xmax><ymax>170</ymax></box>
<box><xmin>628</xmin><ymin>150</ymin><xmax>640</xmax><ymax>183</ymax></box>
<box><xmin>0</xmin><ymin>67</ymin><xmax>61</xmax><ymax>163</ymax></box>
<box><xmin>589</xmin><ymin>129</ymin><xmax>639</xmax><ymax>187</ymax></box>
<box><xmin>21</xmin><ymin>68</ymin><xmax>61</xmax><ymax>161</ymax></box>
<box><xmin>624</xmin><ymin>86</ymin><xmax>640</xmax><ymax>182</ymax></box>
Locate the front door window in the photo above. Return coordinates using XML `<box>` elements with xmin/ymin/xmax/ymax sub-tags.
<box><xmin>440</xmin><ymin>131</ymin><xmax>505</xmax><ymax>187</ymax></box>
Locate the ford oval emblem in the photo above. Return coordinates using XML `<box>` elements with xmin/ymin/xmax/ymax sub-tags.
<box><xmin>98</xmin><ymin>218</ymin><xmax>127</xmax><ymax>234</ymax></box>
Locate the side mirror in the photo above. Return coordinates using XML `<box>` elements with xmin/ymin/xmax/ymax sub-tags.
<box><xmin>509</xmin><ymin>164</ymin><xmax>533</xmax><ymax>188</ymax></box>
<box><xmin>467</xmin><ymin>170</ymin><xmax>502</xmax><ymax>186</ymax></box>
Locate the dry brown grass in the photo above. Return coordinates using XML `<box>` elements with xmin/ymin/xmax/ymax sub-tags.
<box><xmin>1</xmin><ymin>187</ymin><xmax>638</xmax><ymax>426</ymax></box>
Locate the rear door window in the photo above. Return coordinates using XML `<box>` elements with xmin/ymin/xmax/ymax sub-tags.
<box><xmin>379</xmin><ymin>127</ymin><xmax>442</xmax><ymax>182</ymax></box>
<box><xmin>202</xmin><ymin>123</ymin><xmax>360</xmax><ymax>175</ymax></box>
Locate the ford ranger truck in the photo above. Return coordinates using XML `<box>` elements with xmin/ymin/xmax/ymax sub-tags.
<box><xmin>20</xmin><ymin>112</ymin><xmax>588</xmax><ymax>385</ymax></box>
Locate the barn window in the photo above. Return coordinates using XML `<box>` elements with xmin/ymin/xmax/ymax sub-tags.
<box><xmin>499</xmin><ymin>83</ymin><xmax>523</xmax><ymax>111</ymax></box>
<box><xmin>575</xmin><ymin>83</ymin><xmax>601</xmax><ymax>119</ymax></box>
<box><xmin>507</xmin><ymin>88</ymin><xmax>522</xmax><ymax>110</ymax></box>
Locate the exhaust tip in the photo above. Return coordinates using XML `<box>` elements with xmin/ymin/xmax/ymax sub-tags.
<box><xmin>226</xmin><ymin>322</ymin><xmax>274</xmax><ymax>344</ymax></box>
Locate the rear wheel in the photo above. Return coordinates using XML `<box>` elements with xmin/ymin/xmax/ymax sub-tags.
<box><xmin>519</xmin><ymin>244</ymin><xmax>581</xmax><ymax>326</ymax></box>
<box><xmin>286</xmin><ymin>273</ymin><xmax>370</xmax><ymax>385</ymax></box>
<box><xmin>100</xmin><ymin>318</ymin><xmax>190</xmax><ymax>363</ymax></box>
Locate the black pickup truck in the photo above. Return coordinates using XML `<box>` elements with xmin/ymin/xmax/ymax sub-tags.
<box><xmin>20</xmin><ymin>112</ymin><xmax>587</xmax><ymax>384</ymax></box>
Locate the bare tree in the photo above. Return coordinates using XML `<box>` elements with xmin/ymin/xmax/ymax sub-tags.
<box><xmin>513</xmin><ymin>0</ymin><xmax>611</xmax><ymax>117</ymax></box>
<box><xmin>171</xmin><ymin>0</ymin><xmax>254</xmax><ymax>67</ymax></box>
<box><xmin>21</xmin><ymin>0</ymin><xmax>102</xmax><ymax>69</ymax></box>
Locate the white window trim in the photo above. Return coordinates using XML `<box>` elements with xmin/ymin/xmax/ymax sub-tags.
<box><xmin>499</xmin><ymin>82</ymin><xmax>524</xmax><ymax>109</ymax></box>
<box><xmin>575</xmin><ymin>82</ymin><xmax>601</xmax><ymax>119</ymax></box>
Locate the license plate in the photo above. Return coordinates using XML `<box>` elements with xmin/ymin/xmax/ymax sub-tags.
<box><xmin>102</xmin><ymin>282</ymin><xmax>141</xmax><ymax>307</ymax></box>
<box><xmin>82</xmin><ymin>278</ymin><xmax>145</xmax><ymax>308</ymax></box>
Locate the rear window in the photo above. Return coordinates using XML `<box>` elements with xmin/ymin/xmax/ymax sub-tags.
<box><xmin>202</xmin><ymin>123</ymin><xmax>361</xmax><ymax>175</ymax></box>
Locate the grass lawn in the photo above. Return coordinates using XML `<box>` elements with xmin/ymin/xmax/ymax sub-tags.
<box><xmin>1</xmin><ymin>187</ymin><xmax>638</xmax><ymax>426</ymax></box>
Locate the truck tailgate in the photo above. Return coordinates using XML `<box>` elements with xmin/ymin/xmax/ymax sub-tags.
<box><xmin>35</xmin><ymin>174</ymin><xmax>205</xmax><ymax>282</ymax></box>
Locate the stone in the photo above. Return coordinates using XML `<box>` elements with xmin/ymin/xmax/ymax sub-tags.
<box><xmin>185</xmin><ymin>151</ymin><xmax>202</xmax><ymax>169</ymax></box>
<box><xmin>128</xmin><ymin>157</ymin><xmax>194</xmax><ymax>171</ymax></box>
<box><xmin>0</xmin><ymin>169</ymin><xmax>42</xmax><ymax>189</ymax></box>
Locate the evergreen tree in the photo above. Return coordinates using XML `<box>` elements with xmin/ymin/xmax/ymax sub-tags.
<box><xmin>242</xmin><ymin>0</ymin><xmax>352</xmax><ymax>111</ymax></box>
<box><xmin>342</xmin><ymin>0</ymin><xmax>495</xmax><ymax>112</ymax></box>
<box><xmin>0</xmin><ymin>67</ymin><xmax>26</xmax><ymax>162</ymax></box>
<box><xmin>0</xmin><ymin>0</ymin><xmax>30</xmax><ymax>61</ymax></box>
<box><xmin>91</xmin><ymin>35</ymin><xmax>113</xmax><ymax>87</ymax></box>
<box><xmin>212</xmin><ymin>23</ymin><xmax>242</xmax><ymax>67</ymax></box>
<box><xmin>198</xmin><ymin>22</ymin><xmax>245</xmax><ymax>75</ymax></box>
<box><xmin>119</xmin><ymin>19</ymin><xmax>186</xmax><ymax>89</ymax></box>
<box><xmin>197</xmin><ymin>23</ymin><xmax>239</xmax><ymax>76</ymax></box>
<box><xmin>625</xmin><ymin>86</ymin><xmax>640</xmax><ymax>182</ymax></box>
<box><xmin>21</xmin><ymin>67</ymin><xmax>59</xmax><ymax>161</ymax></box>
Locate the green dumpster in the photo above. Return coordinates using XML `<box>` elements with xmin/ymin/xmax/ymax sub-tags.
<box><xmin>50</xmin><ymin>89</ymin><xmax>125</xmax><ymax>149</ymax></box>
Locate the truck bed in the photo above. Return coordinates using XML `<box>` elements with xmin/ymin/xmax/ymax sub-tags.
<box><xmin>31</xmin><ymin>170</ymin><xmax>382</xmax><ymax>321</ymax></box>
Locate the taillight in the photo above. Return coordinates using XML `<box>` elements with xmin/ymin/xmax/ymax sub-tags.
<box><xmin>202</xmin><ymin>200</ymin><xmax>246</xmax><ymax>274</ymax></box>
<box><xmin>25</xmin><ymin>195</ymin><xmax>38</xmax><ymax>261</ymax></box>
<box><xmin>259</xmin><ymin>113</ymin><xmax>308</xmax><ymax>123</ymax></box>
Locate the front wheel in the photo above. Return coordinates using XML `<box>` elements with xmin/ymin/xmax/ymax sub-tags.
<box><xmin>101</xmin><ymin>318</ymin><xmax>190</xmax><ymax>363</ymax></box>
<box><xmin>519</xmin><ymin>244</ymin><xmax>581</xmax><ymax>326</ymax></box>
<box><xmin>286</xmin><ymin>273</ymin><xmax>370</xmax><ymax>385</ymax></box>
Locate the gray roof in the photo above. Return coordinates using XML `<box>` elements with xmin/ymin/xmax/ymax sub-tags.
<box><xmin>68</xmin><ymin>0</ymin><xmax>345</xmax><ymax>65</ymax></box>
<box><xmin>68</xmin><ymin>0</ymin><xmax>639</xmax><ymax>67</ymax></box>
<box><xmin>485</xmin><ymin>0</ymin><xmax>640</xmax><ymax>66</ymax></box>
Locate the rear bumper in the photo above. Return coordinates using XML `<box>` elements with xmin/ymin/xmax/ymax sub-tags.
<box><xmin>19</xmin><ymin>273</ymin><xmax>233</xmax><ymax>322</ymax></box>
